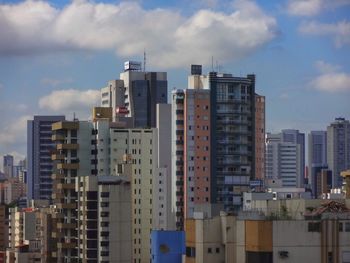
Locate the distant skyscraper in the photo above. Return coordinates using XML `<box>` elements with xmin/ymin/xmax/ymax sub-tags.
<box><xmin>327</xmin><ymin>117</ymin><xmax>350</xmax><ymax>187</ymax></box>
<box><xmin>27</xmin><ymin>115</ymin><xmax>65</xmax><ymax>200</ymax></box>
<box><xmin>3</xmin><ymin>154</ymin><xmax>14</xmax><ymax>178</ymax></box>
<box><xmin>281</xmin><ymin>129</ymin><xmax>305</xmax><ymax>186</ymax></box>
<box><xmin>101</xmin><ymin>61</ymin><xmax>168</xmax><ymax>127</ymax></box>
<box><xmin>265</xmin><ymin>130</ymin><xmax>304</xmax><ymax>188</ymax></box>
<box><xmin>308</xmin><ymin>131</ymin><xmax>327</xmax><ymax>197</ymax></box>
<box><xmin>255</xmin><ymin>94</ymin><xmax>265</xmax><ymax>180</ymax></box>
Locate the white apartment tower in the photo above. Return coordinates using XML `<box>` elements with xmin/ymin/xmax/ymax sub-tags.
<box><xmin>265</xmin><ymin>131</ymin><xmax>303</xmax><ymax>188</ymax></box>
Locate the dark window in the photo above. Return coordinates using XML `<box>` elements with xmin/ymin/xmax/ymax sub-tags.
<box><xmin>339</xmin><ymin>222</ymin><xmax>343</xmax><ymax>232</ymax></box>
<box><xmin>345</xmin><ymin>222</ymin><xmax>350</xmax><ymax>232</ymax></box>
<box><xmin>308</xmin><ymin>222</ymin><xmax>321</xmax><ymax>232</ymax></box>
<box><xmin>186</xmin><ymin>247</ymin><xmax>195</xmax><ymax>257</ymax></box>
<box><xmin>101</xmin><ymin>192</ymin><xmax>109</xmax><ymax>198</ymax></box>
<box><xmin>100</xmin><ymin>231</ymin><xmax>109</xmax><ymax>237</ymax></box>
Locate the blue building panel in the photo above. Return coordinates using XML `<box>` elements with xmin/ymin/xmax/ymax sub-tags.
<box><xmin>151</xmin><ymin>230</ymin><xmax>185</xmax><ymax>263</ymax></box>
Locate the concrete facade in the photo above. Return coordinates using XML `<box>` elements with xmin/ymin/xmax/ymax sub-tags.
<box><xmin>255</xmin><ymin>94</ymin><xmax>265</xmax><ymax>180</ymax></box>
<box><xmin>266</xmin><ymin>132</ymin><xmax>304</xmax><ymax>188</ymax></box>
<box><xmin>76</xmin><ymin>175</ymin><xmax>132</xmax><ymax>263</ymax></box>
<box><xmin>101</xmin><ymin>62</ymin><xmax>168</xmax><ymax>128</ymax></box>
<box><xmin>185</xmin><ymin>207</ymin><xmax>350</xmax><ymax>263</ymax></box>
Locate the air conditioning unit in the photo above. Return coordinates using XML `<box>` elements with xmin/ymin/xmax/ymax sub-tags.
<box><xmin>279</xmin><ymin>251</ymin><xmax>289</xmax><ymax>259</ymax></box>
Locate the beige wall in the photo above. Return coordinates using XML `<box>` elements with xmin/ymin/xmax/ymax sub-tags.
<box><xmin>273</xmin><ymin>220</ymin><xmax>321</xmax><ymax>263</ymax></box>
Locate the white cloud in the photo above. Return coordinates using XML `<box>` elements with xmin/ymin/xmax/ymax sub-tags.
<box><xmin>0</xmin><ymin>115</ymin><xmax>31</xmax><ymax>146</ymax></box>
<box><xmin>0</xmin><ymin>0</ymin><xmax>277</xmax><ymax>68</ymax></box>
<box><xmin>310</xmin><ymin>61</ymin><xmax>350</xmax><ymax>92</ymax></box>
<box><xmin>38</xmin><ymin>89</ymin><xmax>100</xmax><ymax>119</ymax></box>
<box><xmin>310</xmin><ymin>73</ymin><xmax>350</xmax><ymax>92</ymax></box>
<box><xmin>299</xmin><ymin>20</ymin><xmax>350</xmax><ymax>47</ymax></box>
<box><xmin>286</xmin><ymin>0</ymin><xmax>350</xmax><ymax>16</ymax></box>
<box><xmin>314</xmin><ymin>60</ymin><xmax>341</xmax><ymax>73</ymax></box>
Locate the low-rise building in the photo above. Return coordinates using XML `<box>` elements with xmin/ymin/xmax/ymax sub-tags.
<box><xmin>185</xmin><ymin>201</ymin><xmax>350</xmax><ymax>263</ymax></box>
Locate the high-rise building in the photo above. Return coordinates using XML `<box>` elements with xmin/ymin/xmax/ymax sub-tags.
<box><xmin>255</xmin><ymin>94</ymin><xmax>265</xmax><ymax>180</ymax></box>
<box><xmin>171</xmin><ymin>84</ymin><xmax>211</xmax><ymax>228</ymax></box>
<box><xmin>209</xmin><ymin>72</ymin><xmax>256</xmax><ymax>210</ymax></box>
<box><xmin>308</xmin><ymin>131</ymin><xmax>327</xmax><ymax>197</ymax></box>
<box><xmin>51</xmin><ymin>108</ymin><xmax>171</xmax><ymax>263</ymax></box>
<box><xmin>173</xmin><ymin>66</ymin><xmax>256</xmax><ymax>216</ymax></box>
<box><xmin>76</xmin><ymin>174</ymin><xmax>132</xmax><ymax>263</ymax></box>
<box><xmin>327</xmin><ymin>117</ymin><xmax>350</xmax><ymax>187</ymax></box>
<box><xmin>172</xmin><ymin>90</ymin><xmax>186</xmax><ymax>230</ymax></box>
<box><xmin>27</xmin><ymin>115</ymin><xmax>65</xmax><ymax>201</ymax></box>
<box><xmin>281</xmin><ymin>129</ymin><xmax>305</xmax><ymax>186</ymax></box>
<box><xmin>3</xmin><ymin>155</ymin><xmax>13</xmax><ymax>178</ymax></box>
<box><xmin>265</xmin><ymin>132</ymin><xmax>303</xmax><ymax>188</ymax></box>
<box><xmin>101</xmin><ymin>61</ymin><xmax>167</xmax><ymax>127</ymax></box>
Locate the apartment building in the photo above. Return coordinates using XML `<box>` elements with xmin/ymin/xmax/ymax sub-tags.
<box><xmin>76</xmin><ymin>174</ymin><xmax>131</xmax><ymax>263</ymax></box>
<box><xmin>172</xmin><ymin>90</ymin><xmax>186</xmax><ymax>230</ymax></box>
<box><xmin>255</xmin><ymin>94</ymin><xmax>265</xmax><ymax>180</ymax></box>
<box><xmin>185</xmin><ymin>201</ymin><xmax>350</xmax><ymax>263</ymax></box>
<box><xmin>27</xmin><ymin>115</ymin><xmax>65</xmax><ymax>200</ymax></box>
<box><xmin>172</xmin><ymin>85</ymin><xmax>211</xmax><ymax>222</ymax></box>
<box><xmin>51</xmin><ymin>120</ymin><xmax>92</xmax><ymax>263</ymax></box>
<box><xmin>7</xmin><ymin>206</ymin><xmax>54</xmax><ymax>263</ymax></box>
<box><xmin>51</xmin><ymin>107</ymin><xmax>170</xmax><ymax>263</ymax></box>
<box><xmin>172</xmin><ymin>66</ymin><xmax>256</xmax><ymax>229</ymax></box>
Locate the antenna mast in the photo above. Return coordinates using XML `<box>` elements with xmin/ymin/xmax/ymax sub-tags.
<box><xmin>143</xmin><ymin>49</ymin><xmax>146</xmax><ymax>72</ymax></box>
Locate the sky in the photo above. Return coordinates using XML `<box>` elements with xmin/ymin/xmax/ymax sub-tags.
<box><xmin>0</xmin><ymin>0</ymin><xmax>349</xmax><ymax>168</ymax></box>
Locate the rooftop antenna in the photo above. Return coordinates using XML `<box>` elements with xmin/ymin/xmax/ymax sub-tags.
<box><xmin>211</xmin><ymin>56</ymin><xmax>214</xmax><ymax>72</ymax></box>
<box><xmin>143</xmin><ymin>49</ymin><xmax>146</xmax><ymax>72</ymax></box>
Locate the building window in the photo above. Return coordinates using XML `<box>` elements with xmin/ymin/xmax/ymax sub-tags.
<box><xmin>208</xmin><ymin>248</ymin><xmax>212</xmax><ymax>254</ymax></box>
<box><xmin>308</xmin><ymin>222</ymin><xmax>321</xmax><ymax>232</ymax></box>
<box><xmin>345</xmin><ymin>222</ymin><xmax>350</xmax><ymax>232</ymax></box>
<box><xmin>216</xmin><ymin>248</ymin><xmax>220</xmax><ymax>253</ymax></box>
<box><xmin>339</xmin><ymin>222</ymin><xmax>343</xmax><ymax>232</ymax></box>
<box><xmin>186</xmin><ymin>247</ymin><xmax>196</xmax><ymax>257</ymax></box>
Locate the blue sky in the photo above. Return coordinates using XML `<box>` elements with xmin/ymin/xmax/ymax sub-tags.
<box><xmin>0</xmin><ymin>0</ymin><xmax>349</xmax><ymax>166</ymax></box>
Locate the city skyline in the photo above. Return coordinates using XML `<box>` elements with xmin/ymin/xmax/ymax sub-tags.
<box><xmin>0</xmin><ymin>0</ymin><xmax>349</xmax><ymax>166</ymax></box>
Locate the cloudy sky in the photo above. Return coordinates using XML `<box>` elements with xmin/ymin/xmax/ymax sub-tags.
<box><xmin>0</xmin><ymin>0</ymin><xmax>349</xmax><ymax>168</ymax></box>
